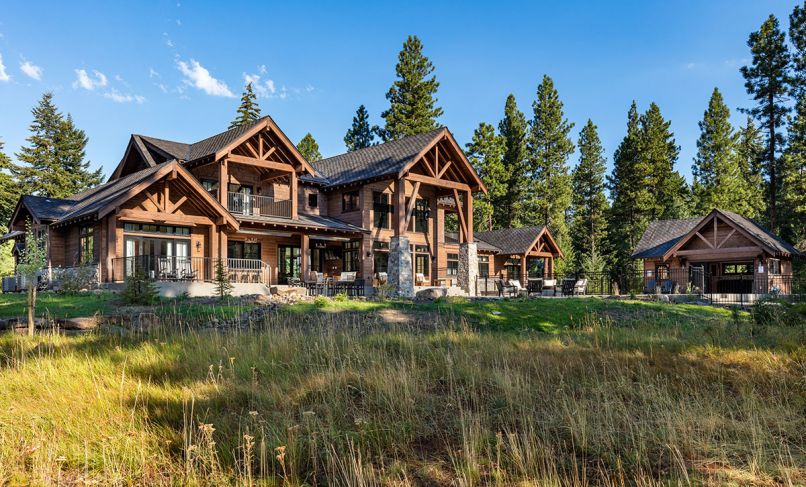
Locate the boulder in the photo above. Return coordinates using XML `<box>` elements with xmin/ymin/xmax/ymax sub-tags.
<box><xmin>253</xmin><ymin>294</ymin><xmax>273</xmax><ymax>306</ymax></box>
<box><xmin>282</xmin><ymin>287</ymin><xmax>306</xmax><ymax>298</ymax></box>
<box><xmin>269</xmin><ymin>286</ymin><xmax>280</xmax><ymax>295</ymax></box>
<box><xmin>59</xmin><ymin>316</ymin><xmax>100</xmax><ymax>330</ymax></box>
<box><xmin>414</xmin><ymin>287</ymin><xmax>446</xmax><ymax>302</ymax></box>
<box><xmin>658</xmin><ymin>294</ymin><xmax>670</xmax><ymax>303</ymax></box>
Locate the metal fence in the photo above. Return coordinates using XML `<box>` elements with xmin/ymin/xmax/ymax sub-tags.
<box><xmin>475</xmin><ymin>268</ymin><xmax>804</xmax><ymax>306</ymax></box>
<box><xmin>110</xmin><ymin>256</ymin><xmax>271</xmax><ymax>284</ymax></box>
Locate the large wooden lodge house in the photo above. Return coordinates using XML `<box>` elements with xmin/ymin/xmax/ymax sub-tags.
<box><xmin>2</xmin><ymin>117</ymin><xmax>564</xmax><ymax>296</ymax></box>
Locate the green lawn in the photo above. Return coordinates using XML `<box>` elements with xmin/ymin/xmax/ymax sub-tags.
<box><xmin>0</xmin><ymin>291</ymin><xmax>116</xmax><ymax>319</ymax></box>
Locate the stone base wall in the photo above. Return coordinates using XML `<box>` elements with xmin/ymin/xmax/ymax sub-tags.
<box><xmin>388</xmin><ymin>236</ymin><xmax>413</xmax><ymax>297</ymax></box>
<box><xmin>458</xmin><ymin>242</ymin><xmax>478</xmax><ymax>296</ymax></box>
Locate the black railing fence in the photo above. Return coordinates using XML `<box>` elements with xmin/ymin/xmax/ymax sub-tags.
<box><xmin>475</xmin><ymin>268</ymin><xmax>804</xmax><ymax>305</ymax></box>
<box><xmin>111</xmin><ymin>256</ymin><xmax>271</xmax><ymax>284</ymax></box>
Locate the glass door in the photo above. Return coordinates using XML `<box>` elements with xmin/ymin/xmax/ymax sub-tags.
<box><xmin>278</xmin><ymin>245</ymin><xmax>301</xmax><ymax>284</ymax></box>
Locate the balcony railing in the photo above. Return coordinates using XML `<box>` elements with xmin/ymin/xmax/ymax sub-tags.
<box><xmin>111</xmin><ymin>256</ymin><xmax>271</xmax><ymax>284</ymax></box>
<box><xmin>228</xmin><ymin>192</ymin><xmax>292</xmax><ymax>219</ymax></box>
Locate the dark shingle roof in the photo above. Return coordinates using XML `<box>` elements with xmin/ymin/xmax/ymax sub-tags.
<box><xmin>135</xmin><ymin>117</ymin><xmax>268</xmax><ymax>163</ymax></box>
<box><xmin>632</xmin><ymin>218</ymin><xmax>701</xmax><ymax>259</ymax></box>
<box><xmin>58</xmin><ymin>163</ymin><xmax>166</xmax><ymax>223</ymax></box>
<box><xmin>310</xmin><ymin>128</ymin><xmax>444</xmax><ymax>187</ymax></box>
<box><xmin>20</xmin><ymin>195</ymin><xmax>77</xmax><ymax>222</ymax></box>
<box><xmin>474</xmin><ymin>226</ymin><xmax>547</xmax><ymax>255</ymax></box>
<box><xmin>235</xmin><ymin>212</ymin><xmax>367</xmax><ymax>233</ymax></box>
<box><xmin>445</xmin><ymin>232</ymin><xmax>501</xmax><ymax>252</ymax></box>
<box><xmin>632</xmin><ymin>210</ymin><xmax>802</xmax><ymax>258</ymax></box>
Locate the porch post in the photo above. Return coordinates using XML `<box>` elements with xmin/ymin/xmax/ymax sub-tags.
<box><xmin>290</xmin><ymin>172</ymin><xmax>298</xmax><ymax>219</ymax></box>
<box><xmin>520</xmin><ymin>254</ymin><xmax>527</xmax><ymax>288</ymax></box>
<box><xmin>218</xmin><ymin>159</ymin><xmax>228</xmax><ymax>207</ymax></box>
<box><xmin>300</xmin><ymin>233</ymin><xmax>309</xmax><ymax>281</ymax></box>
<box><xmin>208</xmin><ymin>224</ymin><xmax>218</xmax><ymax>280</ymax></box>
<box><xmin>458</xmin><ymin>242</ymin><xmax>478</xmax><ymax>296</ymax></box>
<box><xmin>389</xmin><ymin>177</ymin><xmax>413</xmax><ymax>297</ymax></box>
<box><xmin>106</xmin><ymin>214</ymin><xmax>117</xmax><ymax>282</ymax></box>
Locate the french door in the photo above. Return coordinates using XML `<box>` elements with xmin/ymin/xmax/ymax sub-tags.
<box><xmin>278</xmin><ymin>245</ymin><xmax>301</xmax><ymax>284</ymax></box>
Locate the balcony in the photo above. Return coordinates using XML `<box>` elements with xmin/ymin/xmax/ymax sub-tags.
<box><xmin>228</xmin><ymin>192</ymin><xmax>292</xmax><ymax>219</ymax></box>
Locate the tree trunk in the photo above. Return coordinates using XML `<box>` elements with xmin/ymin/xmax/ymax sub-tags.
<box><xmin>27</xmin><ymin>285</ymin><xmax>36</xmax><ymax>336</ymax></box>
<box><xmin>769</xmin><ymin>93</ymin><xmax>777</xmax><ymax>232</ymax></box>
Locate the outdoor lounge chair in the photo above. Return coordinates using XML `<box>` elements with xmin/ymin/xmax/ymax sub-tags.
<box><xmin>376</xmin><ymin>272</ymin><xmax>388</xmax><ymax>284</ymax></box>
<box><xmin>415</xmin><ymin>273</ymin><xmax>426</xmax><ymax>286</ymax></box>
<box><xmin>643</xmin><ymin>279</ymin><xmax>657</xmax><ymax>294</ymax></box>
<box><xmin>508</xmin><ymin>279</ymin><xmax>524</xmax><ymax>296</ymax></box>
<box><xmin>527</xmin><ymin>278</ymin><xmax>543</xmax><ymax>295</ymax></box>
<box><xmin>660</xmin><ymin>280</ymin><xmax>679</xmax><ymax>294</ymax></box>
<box><xmin>338</xmin><ymin>271</ymin><xmax>356</xmax><ymax>282</ymax></box>
<box><xmin>572</xmin><ymin>278</ymin><xmax>588</xmax><ymax>295</ymax></box>
<box><xmin>496</xmin><ymin>279</ymin><xmax>517</xmax><ymax>297</ymax></box>
<box><xmin>542</xmin><ymin>279</ymin><xmax>557</xmax><ymax>295</ymax></box>
<box><xmin>561</xmin><ymin>278</ymin><xmax>576</xmax><ymax>296</ymax></box>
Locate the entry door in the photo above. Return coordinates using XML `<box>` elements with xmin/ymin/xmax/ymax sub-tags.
<box><xmin>278</xmin><ymin>245</ymin><xmax>301</xmax><ymax>284</ymax></box>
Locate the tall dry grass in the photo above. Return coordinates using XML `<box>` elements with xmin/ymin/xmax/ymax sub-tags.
<box><xmin>0</xmin><ymin>308</ymin><xmax>803</xmax><ymax>485</ymax></box>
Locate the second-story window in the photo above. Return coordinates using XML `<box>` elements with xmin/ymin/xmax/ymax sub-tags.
<box><xmin>373</xmin><ymin>191</ymin><xmax>392</xmax><ymax>229</ymax></box>
<box><xmin>308</xmin><ymin>193</ymin><xmax>318</xmax><ymax>208</ymax></box>
<box><xmin>414</xmin><ymin>198</ymin><xmax>430</xmax><ymax>233</ymax></box>
<box><xmin>201</xmin><ymin>179</ymin><xmax>219</xmax><ymax>197</ymax></box>
<box><xmin>342</xmin><ymin>190</ymin><xmax>359</xmax><ymax>212</ymax></box>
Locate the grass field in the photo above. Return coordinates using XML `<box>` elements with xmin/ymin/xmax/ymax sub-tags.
<box><xmin>0</xmin><ymin>295</ymin><xmax>804</xmax><ymax>485</ymax></box>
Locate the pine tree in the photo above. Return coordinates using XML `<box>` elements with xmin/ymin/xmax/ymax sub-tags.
<box><xmin>56</xmin><ymin>115</ymin><xmax>102</xmax><ymax>195</ymax></box>
<box><xmin>526</xmin><ymin>75</ymin><xmax>574</xmax><ymax>246</ymax></box>
<box><xmin>380</xmin><ymin>35</ymin><xmax>443</xmax><ymax>141</ymax></box>
<box><xmin>691</xmin><ymin>88</ymin><xmax>758</xmax><ymax>216</ymax></box>
<box><xmin>736</xmin><ymin>117</ymin><xmax>768</xmax><ymax>218</ymax></box>
<box><xmin>781</xmin><ymin>94</ymin><xmax>806</xmax><ymax>245</ymax></box>
<box><xmin>605</xmin><ymin>102</ymin><xmax>649</xmax><ymax>279</ymax></box>
<box><xmin>0</xmin><ymin>139</ymin><xmax>21</xmax><ymax>229</ymax></box>
<box><xmin>570</xmin><ymin>120</ymin><xmax>609</xmax><ymax>274</ymax></box>
<box><xmin>297</xmin><ymin>133</ymin><xmax>322</xmax><ymax>162</ymax></box>
<box><xmin>13</xmin><ymin>92</ymin><xmax>102</xmax><ymax>198</ymax></box>
<box><xmin>344</xmin><ymin>105</ymin><xmax>377</xmax><ymax>151</ymax></box>
<box><xmin>465</xmin><ymin>122</ymin><xmax>505</xmax><ymax>231</ymax></box>
<box><xmin>497</xmin><ymin>95</ymin><xmax>529</xmax><ymax>228</ymax></box>
<box><xmin>741</xmin><ymin>14</ymin><xmax>791</xmax><ymax>232</ymax></box>
<box><xmin>214</xmin><ymin>259</ymin><xmax>233</xmax><ymax>300</ymax></box>
<box><xmin>790</xmin><ymin>2</ymin><xmax>806</xmax><ymax>97</ymax></box>
<box><xmin>639</xmin><ymin>102</ymin><xmax>689</xmax><ymax>219</ymax></box>
<box><xmin>229</xmin><ymin>82</ymin><xmax>262</xmax><ymax>129</ymax></box>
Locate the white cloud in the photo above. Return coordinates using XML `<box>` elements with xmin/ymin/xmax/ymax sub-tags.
<box><xmin>149</xmin><ymin>67</ymin><xmax>161</xmax><ymax>79</ymax></box>
<box><xmin>103</xmin><ymin>89</ymin><xmax>145</xmax><ymax>104</ymax></box>
<box><xmin>0</xmin><ymin>53</ymin><xmax>9</xmax><ymax>82</ymax></box>
<box><xmin>242</xmin><ymin>71</ymin><xmax>276</xmax><ymax>97</ymax></box>
<box><xmin>258</xmin><ymin>64</ymin><xmax>267</xmax><ymax>75</ymax></box>
<box><xmin>20</xmin><ymin>60</ymin><xmax>43</xmax><ymax>80</ymax></box>
<box><xmin>73</xmin><ymin>69</ymin><xmax>108</xmax><ymax>90</ymax></box>
<box><xmin>177</xmin><ymin>58</ymin><xmax>234</xmax><ymax>97</ymax></box>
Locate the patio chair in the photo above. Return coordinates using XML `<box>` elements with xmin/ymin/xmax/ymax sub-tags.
<box><xmin>376</xmin><ymin>272</ymin><xmax>388</xmax><ymax>284</ymax></box>
<box><xmin>338</xmin><ymin>271</ymin><xmax>356</xmax><ymax>283</ymax></box>
<box><xmin>158</xmin><ymin>258</ymin><xmax>177</xmax><ymax>281</ymax></box>
<box><xmin>543</xmin><ymin>279</ymin><xmax>557</xmax><ymax>296</ymax></box>
<box><xmin>573</xmin><ymin>278</ymin><xmax>588</xmax><ymax>295</ymax></box>
<box><xmin>415</xmin><ymin>273</ymin><xmax>426</xmax><ymax>286</ymax></box>
<box><xmin>660</xmin><ymin>280</ymin><xmax>679</xmax><ymax>294</ymax></box>
<box><xmin>561</xmin><ymin>279</ymin><xmax>576</xmax><ymax>296</ymax></box>
<box><xmin>508</xmin><ymin>279</ymin><xmax>524</xmax><ymax>296</ymax></box>
<box><xmin>527</xmin><ymin>278</ymin><xmax>543</xmax><ymax>295</ymax></box>
<box><xmin>496</xmin><ymin>279</ymin><xmax>517</xmax><ymax>297</ymax></box>
<box><xmin>643</xmin><ymin>279</ymin><xmax>657</xmax><ymax>294</ymax></box>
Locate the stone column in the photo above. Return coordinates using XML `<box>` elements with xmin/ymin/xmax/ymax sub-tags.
<box><xmin>458</xmin><ymin>242</ymin><xmax>478</xmax><ymax>296</ymax></box>
<box><xmin>388</xmin><ymin>236</ymin><xmax>413</xmax><ymax>297</ymax></box>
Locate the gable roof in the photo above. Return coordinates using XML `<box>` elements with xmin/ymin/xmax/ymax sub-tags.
<box><xmin>445</xmin><ymin>232</ymin><xmax>501</xmax><ymax>252</ymax></box>
<box><xmin>632</xmin><ymin>209</ymin><xmax>802</xmax><ymax>259</ymax></box>
<box><xmin>17</xmin><ymin>195</ymin><xmax>77</xmax><ymax>222</ymax></box>
<box><xmin>474</xmin><ymin>226</ymin><xmax>563</xmax><ymax>256</ymax></box>
<box><xmin>311</xmin><ymin>129</ymin><xmax>445</xmax><ymax>187</ymax></box>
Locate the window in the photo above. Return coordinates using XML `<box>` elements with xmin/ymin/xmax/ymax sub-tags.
<box><xmin>201</xmin><ymin>179</ymin><xmax>219</xmax><ymax>196</ymax></box>
<box><xmin>123</xmin><ymin>223</ymin><xmax>190</xmax><ymax>236</ymax></box>
<box><xmin>343</xmin><ymin>240</ymin><xmax>360</xmax><ymax>272</ymax></box>
<box><xmin>374</xmin><ymin>252</ymin><xmax>388</xmax><ymax>273</ymax></box>
<box><xmin>447</xmin><ymin>253</ymin><xmax>459</xmax><ymax>276</ymax></box>
<box><xmin>373</xmin><ymin>240</ymin><xmax>390</xmax><ymax>250</ymax></box>
<box><xmin>768</xmin><ymin>259</ymin><xmax>781</xmax><ymax>275</ymax></box>
<box><xmin>656</xmin><ymin>264</ymin><xmax>670</xmax><ymax>280</ymax></box>
<box><xmin>342</xmin><ymin>190</ymin><xmax>359</xmax><ymax>212</ymax></box>
<box><xmin>478</xmin><ymin>255</ymin><xmax>490</xmax><ymax>277</ymax></box>
<box><xmin>228</xmin><ymin>241</ymin><xmax>261</xmax><ymax>260</ymax></box>
<box><xmin>722</xmin><ymin>263</ymin><xmax>752</xmax><ymax>275</ymax></box>
<box><xmin>308</xmin><ymin>192</ymin><xmax>318</xmax><ymax>208</ymax></box>
<box><xmin>415</xmin><ymin>253</ymin><xmax>430</xmax><ymax>276</ymax></box>
<box><xmin>79</xmin><ymin>226</ymin><xmax>94</xmax><ymax>264</ymax></box>
<box><xmin>373</xmin><ymin>192</ymin><xmax>392</xmax><ymax>229</ymax></box>
<box><xmin>414</xmin><ymin>198</ymin><xmax>430</xmax><ymax>233</ymax></box>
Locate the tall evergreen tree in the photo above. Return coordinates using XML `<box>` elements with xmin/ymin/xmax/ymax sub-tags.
<box><xmin>605</xmin><ymin>102</ymin><xmax>649</xmax><ymax>279</ymax></box>
<box><xmin>789</xmin><ymin>2</ymin><xmax>806</xmax><ymax>97</ymax></box>
<box><xmin>570</xmin><ymin>120</ymin><xmax>609</xmax><ymax>274</ymax></box>
<box><xmin>0</xmin><ymin>139</ymin><xmax>20</xmax><ymax>228</ymax></box>
<box><xmin>741</xmin><ymin>14</ymin><xmax>791</xmax><ymax>232</ymax></box>
<box><xmin>13</xmin><ymin>92</ymin><xmax>101</xmax><ymax>198</ymax></box>
<box><xmin>639</xmin><ymin>102</ymin><xmax>689</xmax><ymax>219</ymax></box>
<box><xmin>525</xmin><ymin>75</ymin><xmax>574</xmax><ymax>245</ymax></box>
<box><xmin>380</xmin><ymin>35</ymin><xmax>443</xmax><ymax>141</ymax></box>
<box><xmin>297</xmin><ymin>133</ymin><xmax>322</xmax><ymax>162</ymax></box>
<box><xmin>465</xmin><ymin>122</ymin><xmax>505</xmax><ymax>232</ymax></box>
<box><xmin>691</xmin><ymin>88</ymin><xmax>758</xmax><ymax>216</ymax></box>
<box><xmin>344</xmin><ymin>105</ymin><xmax>377</xmax><ymax>151</ymax></box>
<box><xmin>736</xmin><ymin>116</ymin><xmax>768</xmax><ymax>218</ymax></box>
<box><xmin>56</xmin><ymin>114</ymin><xmax>102</xmax><ymax>195</ymax></box>
<box><xmin>497</xmin><ymin>95</ymin><xmax>529</xmax><ymax>228</ymax></box>
<box><xmin>781</xmin><ymin>94</ymin><xmax>806</xmax><ymax>245</ymax></box>
<box><xmin>229</xmin><ymin>82</ymin><xmax>262</xmax><ymax>129</ymax></box>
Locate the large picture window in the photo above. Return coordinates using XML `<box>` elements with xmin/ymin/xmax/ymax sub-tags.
<box><xmin>342</xmin><ymin>190</ymin><xmax>359</xmax><ymax>212</ymax></box>
<box><xmin>228</xmin><ymin>241</ymin><xmax>261</xmax><ymax>260</ymax></box>
<box><xmin>79</xmin><ymin>225</ymin><xmax>94</xmax><ymax>264</ymax></box>
<box><xmin>414</xmin><ymin>198</ymin><xmax>430</xmax><ymax>233</ymax></box>
<box><xmin>373</xmin><ymin>191</ymin><xmax>392</xmax><ymax>229</ymax></box>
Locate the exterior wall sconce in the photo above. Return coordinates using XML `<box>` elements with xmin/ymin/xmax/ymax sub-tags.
<box><xmin>196</xmin><ymin>241</ymin><xmax>202</xmax><ymax>253</ymax></box>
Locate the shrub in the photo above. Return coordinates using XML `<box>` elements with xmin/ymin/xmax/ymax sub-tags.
<box><xmin>313</xmin><ymin>296</ymin><xmax>329</xmax><ymax>308</ymax></box>
<box><xmin>374</xmin><ymin>282</ymin><xmax>394</xmax><ymax>301</ymax></box>
<box><xmin>333</xmin><ymin>292</ymin><xmax>348</xmax><ymax>302</ymax></box>
<box><xmin>121</xmin><ymin>270</ymin><xmax>159</xmax><ymax>305</ymax></box>
<box><xmin>58</xmin><ymin>266</ymin><xmax>98</xmax><ymax>294</ymax></box>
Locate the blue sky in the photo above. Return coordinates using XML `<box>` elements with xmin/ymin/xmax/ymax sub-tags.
<box><xmin>0</xmin><ymin>1</ymin><xmax>800</xmax><ymax>183</ymax></box>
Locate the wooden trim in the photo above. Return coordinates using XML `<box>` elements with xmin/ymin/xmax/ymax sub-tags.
<box><xmin>118</xmin><ymin>208</ymin><xmax>213</xmax><ymax>225</ymax></box>
<box><xmin>394</xmin><ymin>178</ymin><xmax>407</xmax><ymax>236</ymax></box>
<box><xmin>436</xmin><ymin>160</ymin><xmax>453</xmax><ymax>179</ymax></box>
<box><xmin>406</xmin><ymin>173</ymin><xmax>471</xmax><ymax>192</ymax></box>
<box><xmin>404</xmin><ymin>181</ymin><xmax>421</xmax><ymax>230</ymax></box>
<box><xmin>662</xmin><ymin>209</ymin><xmax>776</xmax><ymax>260</ymax></box>
<box><xmin>717</xmin><ymin>228</ymin><xmax>736</xmax><ymax>249</ymax></box>
<box><xmin>694</xmin><ymin>231</ymin><xmax>714</xmax><ymax>249</ymax></box>
<box><xmin>675</xmin><ymin>246</ymin><xmax>761</xmax><ymax>256</ymax></box>
<box><xmin>465</xmin><ymin>189</ymin><xmax>473</xmax><ymax>243</ymax></box>
<box><xmin>291</xmin><ymin>172</ymin><xmax>298</xmax><ymax>219</ymax></box>
<box><xmin>452</xmin><ymin>189</ymin><xmax>468</xmax><ymax>241</ymax></box>
<box><xmin>226</xmin><ymin>154</ymin><xmax>295</xmax><ymax>172</ymax></box>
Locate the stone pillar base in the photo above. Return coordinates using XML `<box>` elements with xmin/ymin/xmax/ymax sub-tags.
<box><xmin>388</xmin><ymin>236</ymin><xmax>413</xmax><ymax>297</ymax></box>
<box><xmin>458</xmin><ymin>242</ymin><xmax>478</xmax><ymax>296</ymax></box>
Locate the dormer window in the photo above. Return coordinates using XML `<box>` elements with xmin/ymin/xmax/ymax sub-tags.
<box><xmin>308</xmin><ymin>193</ymin><xmax>318</xmax><ymax>208</ymax></box>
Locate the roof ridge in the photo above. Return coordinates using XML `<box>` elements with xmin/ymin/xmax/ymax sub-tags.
<box><xmin>314</xmin><ymin>127</ymin><xmax>445</xmax><ymax>165</ymax></box>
